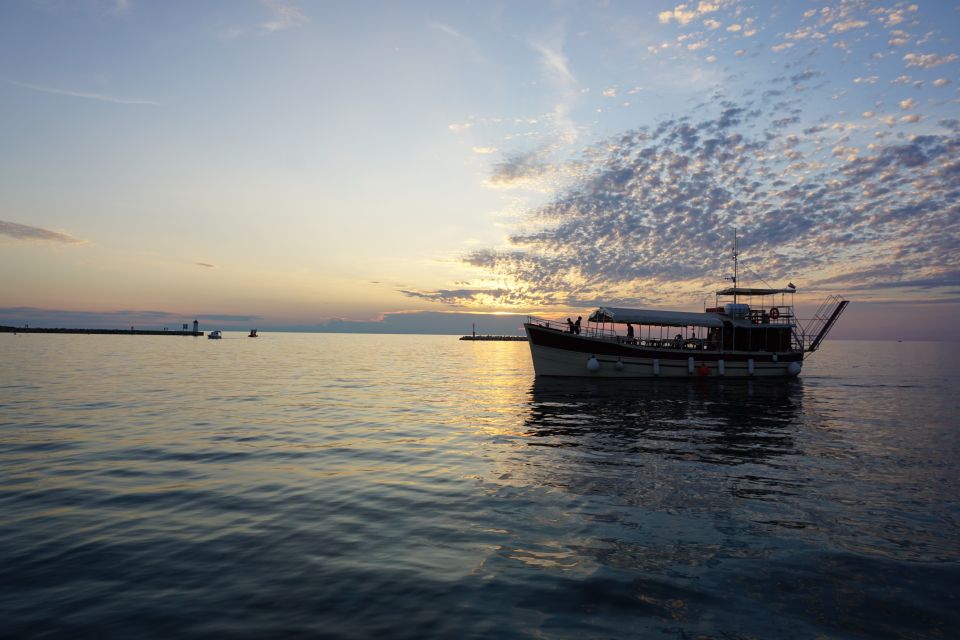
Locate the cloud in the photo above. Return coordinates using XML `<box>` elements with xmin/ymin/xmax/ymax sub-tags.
<box><xmin>812</xmin><ymin>269</ymin><xmax>960</xmax><ymax>291</ymax></box>
<box><xmin>903</xmin><ymin>52</ymin><xmax>958</xmax><ymax>69</ymax></box>
<box><xmin>436</xmin><ymin>90</ymin><xmax>960</xmax><ymax>308</ymax></box>
<box><xmin>314</xmin><ymin>311</ymin><xmax>528</xmax><ymax>335</ymax></box>
<box><xmin>427</xmin><ymin>20</ymin><xmax>467</xmax><ymax>40</ymax></box>
<box><xmin>399</xmin><ymin>288</ymin><xmax>514</xmax><ymax>307</ymax></box>
<box><xmin>260</xmin><ymin>0</ymin><xmax>307</xmax><ymax>32</ymax></box>
<box><xmin>659</xmin><ymin>1</ymin><xmax>722</xmax><ymax>26</ymax></box>
<box><xmin>2</xmin><ymin>78</ymin><xmax>157</xmax><ymax>105</ymax></box>
<box><xmin>831</xmin><ymin>20</ymin><xmax>867</xmax><ymax>33</ymax></box>
<box><xmin>485</xmin><ymin>147</ymin><xmax>568</xmax><ymax>191</ymax></box>
<box><xmin>472</xmin><ymin>146</ymin><xmax>497</xmax><ymax>154</ymax></box>
<box><xmin>529</xmin><ymin>32</ymin><xmax>582</xmax><ymax>145</ymax></box>
<box><xmin>532</xmin><ymin>39</ymin><xmax>576</xmax><ymax>88</ymax></box>
<box><xmin>194</xmin><ymin>262</ymin><xmax>216</xmax><ymax>268</ymax></box>
<box><xmin>0</xmin><ymin>220</ymin><xmax>85</xmax><ymax>244</ymax></box>
<box><xmin>414</xmin><ymin>0</ymin><xmax>960</xmax><ymax>310</ymax></box>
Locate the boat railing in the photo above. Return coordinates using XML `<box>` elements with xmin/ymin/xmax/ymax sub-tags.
<box><xmin>526</xmin><ymin>316</ymin><xmax>618</xmax><ymax>339</ymax></box>
<box><xmin>745</xmin><ymin>307</ymin><xmax>795</xmax><ymax>326</ymax></box>
<box><xmin>801</xmin><ymin>295</ymin><xmax>850</xmax><ymax>353</ymax></box>
<box><xmin>527</xmin><ymin>317</ymin><xmax>717</xmax><ymax>347</ymax></box>
<box><xmin>616</xmin><ymin>337</ymin><xmax>714</xmax><ymax>350</ymax></box>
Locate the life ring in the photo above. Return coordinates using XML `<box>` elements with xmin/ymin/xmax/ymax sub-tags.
<box><xmin>769</xmin><ymin>307</ymin><xmax>780</xmax><ymax>320</ymax></box>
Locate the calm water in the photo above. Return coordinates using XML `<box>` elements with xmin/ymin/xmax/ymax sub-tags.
<box><xmin>1</xmin><ymin>334</ymin><xmax>958</xmax><ymax>639</ymax></box>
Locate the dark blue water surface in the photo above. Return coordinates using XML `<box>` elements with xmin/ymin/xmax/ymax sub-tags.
<box><xmin>1</xmin><ymin>334</ymin><xmax>958</xmax><ymax>638</ymax></box>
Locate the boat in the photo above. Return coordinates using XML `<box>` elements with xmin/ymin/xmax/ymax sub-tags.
<box><xmin>208</xmin><ymin>330</ymin><xmax>222</xmax><ymax>340</ymax></box>
<box><xmin>248</xmin><ymin>329</ymin><xmax>258</xmax><ymax>338</ymax></box>
<box><xmin>523</xmin><ymin>239</ymin><xmax>848</xmax><ymax>379</ymax></box>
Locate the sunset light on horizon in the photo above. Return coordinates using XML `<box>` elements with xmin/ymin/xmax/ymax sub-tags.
<box><xmin>3</xmin><ymin>0</ymin><xmax>959</xmax><ymax>339</ymax></box>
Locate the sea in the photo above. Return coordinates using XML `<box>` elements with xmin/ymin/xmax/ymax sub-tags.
<box><xmin>1</xmin><ymin>333</ymin><xmax>958</xmax><ymax>639</ymax></box>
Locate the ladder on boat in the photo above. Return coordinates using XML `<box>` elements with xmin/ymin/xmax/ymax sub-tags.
<box><xmin>798</xmin><ymin>295</ymin><xmax>849</xmax><ymax>353</ymax></box>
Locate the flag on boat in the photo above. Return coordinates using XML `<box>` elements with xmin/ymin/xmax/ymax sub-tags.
<box><xmin>787</xmin><ymin>283</ymin><xmax>796</xmax><ymax>289</ymax></box>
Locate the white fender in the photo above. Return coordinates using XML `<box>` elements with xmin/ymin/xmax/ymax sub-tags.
<box><xmin>586</xmin><ymin>356</ymin><xmax>600</xmax><ymax>372</ymax></box>
<box><xmin>748</xmin><ymin>358</ymin><xmax>755</xmax><ymax>376</ymax></box>
<box><xmin>614</xmin><ymin>359</ymin><xmax>624</xmax><ymax>371</ymax></box>
<box><xmin>687</xmin><ymin>357</ymin><xmax>695</xmax><ymax>374</ymax></box>
<box><xmin>653</xmin><ymin>359</ymin><xmax>660</xmax><ymax>376</ymax></box>
<box><xmin>718</xmin><ymin>359</ymin><xmax>725</xmax><ymax>376</ymax></box>
<box><xmin>788</xmin><ymin>361</ymin><xmax>802</xmax><ymax>376</ymax></box>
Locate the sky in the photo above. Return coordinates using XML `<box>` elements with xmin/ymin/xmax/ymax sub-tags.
<box><xmin>1</xmin><ymin>0</ymin><xmax>958</xmax><ymax>339</ymax></box>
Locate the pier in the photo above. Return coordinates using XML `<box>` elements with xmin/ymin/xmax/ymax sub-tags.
<box><xmin>1</xmin><ymin>326</ymin><xmax>204</xmax><ymax>336</ymax></box>
<box><xmin>461</xmin><ymin>322</ymin><xmax>527</xmax><ymax>341</ymax></box>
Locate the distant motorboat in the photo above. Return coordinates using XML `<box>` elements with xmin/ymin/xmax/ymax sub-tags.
<box><xmin>208</xmin><ymin>330</ymin><xmax>222</xmax><ymax>340</ymax></box>
<box><xmin>248</xmin><ymin>329</ymin><xmax>258</xmax><ymax>338</ymax></box>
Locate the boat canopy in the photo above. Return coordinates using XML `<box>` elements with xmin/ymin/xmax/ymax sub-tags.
<box><xmin>589</xmin><ymin>307</ymin><xmax>724</xmax><ymax>328</ymax></box>
<box><xmin>716</xmin><ymin>287</ymin><xmax>796</xmax><ymax>296</ymax></box>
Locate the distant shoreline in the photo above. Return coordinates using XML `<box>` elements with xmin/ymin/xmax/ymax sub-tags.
<box><xmin>0</xmin><ymin>326</ymin><xmax>203</xmax><ymax>336</ymax></box>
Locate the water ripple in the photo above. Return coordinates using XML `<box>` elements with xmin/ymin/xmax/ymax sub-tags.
<box><xmin>0</xmin><ymin>335</ymin><xmax>958</xmax><ymax>638</ymax></box>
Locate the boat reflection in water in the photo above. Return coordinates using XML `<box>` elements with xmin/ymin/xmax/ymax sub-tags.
<box><xmin>470</xmin><ymin>378</ymin><xmax>828</xmax><ymax>636</ymax></box>
<box><xmin>476</xmin><ymin>376</ymin><xmax>955</xmax><ymax>638</ymax></box>
<box><xmin>522</xmin><ymin>377</ymin><xmax>803</xmax><ymax>467</ymax></box>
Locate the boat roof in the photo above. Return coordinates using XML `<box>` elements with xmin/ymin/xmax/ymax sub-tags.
<box><xmin>716</xmin><ymin>287</ymin><xmax>796</xmax><ymax>296</ymax></box>
<box><xmin>590</xmin><ymin>307</ymin><xmax>724</xmax><ymax>328</ymax></box>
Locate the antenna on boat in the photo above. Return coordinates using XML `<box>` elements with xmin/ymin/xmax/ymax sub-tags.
<box><xmin>732</xmin><ymin>228</ymin><xmax>739</xmax><ymax>303</ymax></box>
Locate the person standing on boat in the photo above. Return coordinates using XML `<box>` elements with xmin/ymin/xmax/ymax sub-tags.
<box><xmin>574</xmin><ymin>317</ymin><xmax>582</xmax><ymax>334</ymax></box>
<box><xmin>626</xmin><ymin>323</ymin><xmax>634</xmax><ymax>339</ymax></box>
<box><xmin>567</xmin><ymin>318</ymin><xmax>576</xmax><ymax>333</ymax></box>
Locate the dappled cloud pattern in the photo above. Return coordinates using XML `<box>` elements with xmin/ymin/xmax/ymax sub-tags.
<box><xmin>415</xmin><ymin>1</ymin><xmax>960</xmax><ymax>309</ymax></box>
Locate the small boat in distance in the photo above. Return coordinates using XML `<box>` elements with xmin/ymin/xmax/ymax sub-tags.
<box><xmin>248</xmin><ymin>329</ymin><xmax>258</xmax><ymax>338</ymax></box>
<box><xmin>524</xmin><ymin>236</ymin><xmax>848</xmax><ymax>379</ymax></box>
<box><xmin>208</xmin><ymin>330</ymin><xmax>222</xmax><ymax>340</ymax></box>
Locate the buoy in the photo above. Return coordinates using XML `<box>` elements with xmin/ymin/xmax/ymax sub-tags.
<box><xmin>788</xmin><ymin>361</ymin><xmax>802</xmax><ymax>376</ymax></box>
<box><xmin>697</xmin><ymin>364</ymin><xmax>710</xmax><ymax>376</ymax></box>
<box><xmin>586</xmin><ymin>356</ymin><xmax>600</xmax><ymax>372</ymax></box>
<box><xmin>614</xmin><ymin>359</ymin><xmax>624</xmax><ymax>371</ymax></box>
<box><xmin>718</xmin><ymin>359</ymin><xmax>726</xmax><ymax>376</ymax></box>
<box><xmin>687</xmin><ymin>357</ymin><xmax>695</xmax><ymax>375</ymax></box>
<box><xmin>747</xmin><ymin>358</ymin><xmax>755</xmax><ymax>376</ymax></box>
<box><xmin>653</xmin><ymin>359</ymin><xmax>660</xmax><ymax>376</ymax></box>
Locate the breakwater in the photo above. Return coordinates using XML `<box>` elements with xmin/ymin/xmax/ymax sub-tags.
<box><xmin>1</xmin><ymin>326</ymin><xmax>203</xmax><ymax>336</ymax></box>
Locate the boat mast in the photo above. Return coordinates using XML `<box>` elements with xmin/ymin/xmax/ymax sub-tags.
<box><xmin>732</xmin><ymin>229</ymin><xmax>739</xmax><ymax>304</ymax></box>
